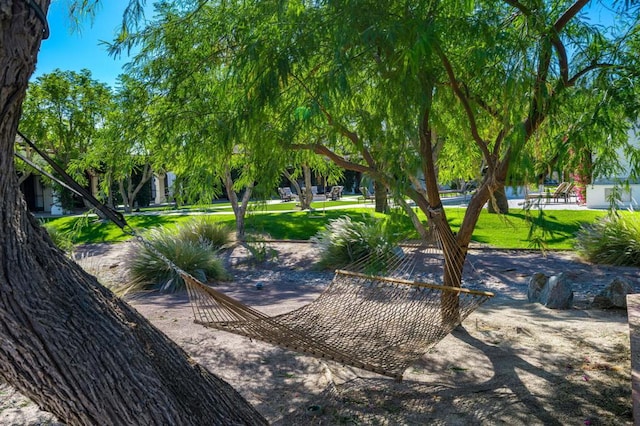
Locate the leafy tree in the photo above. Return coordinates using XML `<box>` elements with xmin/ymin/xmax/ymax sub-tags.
<box><xmin>99</xmin><ymin>75</ymin><xmax>157</xmax><ymax>212</ymax></box>
<box><xmin>19</xmin><ymin>68</ymin><xmax>113</xmax><ymax>209</ymax></box>
<box><xmin>121</xmin><ymin>1</ymin><xmax>344</xmax><ymax>237</ymax></box>
<box><xmin>0</xmin><ymin>1</ymin><xmax>265</xmax><ymax>423</ymax></box>
<box><xmin>122</xmin><ymin>0</ymin><xmax>640</xmax><ymax>293</ymax></box>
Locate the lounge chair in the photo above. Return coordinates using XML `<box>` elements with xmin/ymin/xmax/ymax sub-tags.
<box><xmin>524</xmin><ymin>182</ymin><xmax>570</xmax><ymax>207</ymax></box>
<box><xmin>278</xmin><ymin>187</ymin><xmax>294</xmax><ymax>201</ymax></box>
<box><xmin>360</xmin><ymin>186</ymin><xmax>374</xmax><ymax>202</ymax></box>
<box><xmin>556</xmin><ymin>182</ymin><xmax>575</xmax><ymax>203</ymax></box>
<box><xmin>548</xmin><ymin>182</ymin><xmax>570</xmax><ymax>203</ymax></box>
<box><xmin>326</xmin><ymin>186</ymin><xmax>341</xmax><ymax>201</ymax></box>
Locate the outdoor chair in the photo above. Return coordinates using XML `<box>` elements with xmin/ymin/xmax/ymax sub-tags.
<box><xmin>278</xmin><ymin>187</ymin><xmax>294</xmax><ymax>201</ymax></box>
<box><xmin>326</xmin><ymin>186</ymin><xmax>341</xmax><ymax>201</ymax></box>
<box><xmin>360</xmin><ymin>186</ymin><xmax>374</xmax><ymax>202</ymax></box>
<box><xmin>556</xmin><ymin>182</ymin><xmax>576</xmax><ymax>203</ymax></box>
<box><xmin>550</xmin><ymin>182</ymin><xmax>571</xmax><ymax>203</ymax></box>
<box><xmin>523</xmin><ymin>182</ymin><xmax>570</xmax><ymax>207</ymax></box>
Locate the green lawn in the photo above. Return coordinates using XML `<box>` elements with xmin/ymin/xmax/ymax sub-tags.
<box><xmin>43</xmin><ymin>205</ymin><xmax>611</xmax><ymax>250</ymax></box>
<box><xmin>442</xmin><ymin>208</ymin><xmax>608</xmax><ymax>249</ymax></box>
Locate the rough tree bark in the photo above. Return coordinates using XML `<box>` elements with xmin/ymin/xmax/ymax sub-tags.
<box><xmin>0</xmin><ymin>2</ymin><xmax>266</xmax><ymax>424</ymax></box>
<box><xmin>373</xmin><ymin>180</ymin><xmax>388</xmax><ymax>213</ymax></box>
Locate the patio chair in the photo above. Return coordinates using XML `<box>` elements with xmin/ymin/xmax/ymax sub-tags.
<box><xmin>550</xmin><ymin>182</ymin><xmax>571</xmax><ymax>203</ymax></box>
<box><xmin>360</xmin><ymin>186</ymin><xmax>374</xmax><ymax>202</ymax></box>
<box><xmin>278</xmin><ymin>187</ymin><xmax>294</xmax><ymax>201</ymax></box>
<box><xmin>523</xmin><ymin>182</ymin><xmax>569</xmax><ymax>207</ymax></box>
<box><xmin>556</xmin><ymin>182</ymin><xmax>575</xmax><ymax>203</ymax></box>
<box><xmin>326</xmin><ymin>186</ymin><xmax>341</xmax><ymax>201</ymax></box>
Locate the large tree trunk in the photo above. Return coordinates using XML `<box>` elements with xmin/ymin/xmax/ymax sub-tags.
<box><xmin>373</xmin><ymin>180</ymin><xmax>388</xmax><ymax>213</ymax></box>
<box><xmin>486</xmin><ymin>186</ymin><xmax>509</xmax><ymax>214</ymax></box>
<box><xmin>0</xmin><ymin>2</ymin><xmax>266</xmax><ymax>424</ymax></box>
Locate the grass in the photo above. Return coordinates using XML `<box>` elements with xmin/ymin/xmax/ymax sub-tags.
<box><xmin>443</xmin><ymin>208</ymin><xmax>608</xmax><ymax>249</ymax></box>
<box><xmin>42</xmin><ymin>205</ymin><xmax>611</xmax><ymax>250</ymax></box>
<box><xmin>137</xmin><ymin>198</ymin><xmax>360</xmax><ymax>214</ymax></box>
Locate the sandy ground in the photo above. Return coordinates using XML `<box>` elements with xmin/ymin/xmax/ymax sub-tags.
<box><xmin>2</xmin><ymin>240</ymin><xmax>639</xmax><ymax>425</ymax></box>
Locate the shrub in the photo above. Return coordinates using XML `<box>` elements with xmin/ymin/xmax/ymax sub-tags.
<box><xmin>123</xmin><ymin>227</ymin><xmax>229</xmax><ymax>293</ymax></box>
<box><xmin>43</xmin><ymin>224</ymin><xmax>74</xmax><ymax>253</ymax></box>
<box><xmin>574</xmin><ymin>213</ymin><xmax>640</xmax><ymax>266</ymax></box>
<box><xmin>175</xmin><ymin>217</ymin><xmax>232</xmax><ymax>249</ymax></box>
<box><xmin>312</xmin><ymin>215</ymin><xmax>402</xmax><ymax>273</ymax></box>
<box><xmin>243</xmin><ymin>232</ymin><xmax>278</xmax><ymax>263</ymax></box>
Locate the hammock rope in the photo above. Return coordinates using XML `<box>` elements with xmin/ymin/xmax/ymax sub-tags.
<box><xmin>183</xmin><ymin>248</ymin><xmax>493</xmax><ymax>380</ymax></box>
<box><xmin>17</xmin><ymin>131</ymin><xmax>494</xmax><ymax>380</ymax></box>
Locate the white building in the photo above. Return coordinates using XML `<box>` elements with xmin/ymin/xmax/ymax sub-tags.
<box><xmin>586</xmin><ymin>129</ymin><xmax>640</xmax><ymax>209</ymax></box>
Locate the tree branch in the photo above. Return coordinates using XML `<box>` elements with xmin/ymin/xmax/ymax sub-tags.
<box><xmin>550</xmin><ymin>36</ymin><xmax>570</xmax><ymax>86</ymax></box>
<box><xmin>553</xmin><ymin>0</ymin><xmax>590</xmax><ymax>34</ymax></box>
<box><xmin>435</xmin><ymin>45</ymin><xmax>493</xmax><ymax>168</ymax></box>
<box><xmin>550</xmin><ymin>0</ymin><xmax>590</xmax><ymax>86</ymax></box>
<box><xmin>292</xmin><ymin>143</ymin><xmax>371</xmax><ymax>174</ymax></box>
<box><xmin>568</xmin><ymin>62</ymin><xmax>615</xmax><ymax>86</ymax></box>
<box><xmin>463</xmin><ymin>83</ymin><xmax>503</xmax><ymax>121</ymax></box>
<box><xmin>503</xmin><ymin>0</ymin><xmax>532</xmax><ymax>16</ymax></box>
<box><xmin>290</xmin><ymin>72</ymin><xmax>377</xmax><ymax>168</ymax></box>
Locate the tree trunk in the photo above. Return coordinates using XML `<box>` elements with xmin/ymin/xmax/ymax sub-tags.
<box><xmin>300</xmin><ymin>164</ymin><xmax>313</xmax><ymax>210</ymax></box>
<box><xmin>373</xmin><ymin>180</ymin><xmax>388</xmax><ymax>213</ymax></box>
<box><xmin>224</xmin><ymin>167</ymin><xmax>253</xmax><ymax>240</ymax></box>
<box><xmin>118</xmin><ymin>179</ymin><xmax>132</xmax><ymax>213</ymax></box>
<box><xmin>396</xmin><ymin>198</ymin><xmax>431</xmax><ymax>242</ymax></box>
<box><xmin>283</xmin><ymin>169</ymin><xmax>304</xmax><ymax>208</ymax></box>
<box><xmin>486</xmin><ymin>186</ymin><xmax>509</xmax><ymax>214</ymax></box>
<box><xmin>154</xmin><ymin>171</ymin><xmax>167</xmax><ymax>204</ymax></box>
<box><xmin>0</xmin><ymin>2</ymin><xmax>266</xmax><ymax>424</ymax></box>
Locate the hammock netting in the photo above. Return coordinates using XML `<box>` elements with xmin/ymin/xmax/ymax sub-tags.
<box><xmin>184</xmin><ymin>238</ymin><xmax>493</xmax><ymax>380</ymax></box>
<box><xmin>18</xmin><ymin>128</ymin><xmax>493</xmax><ymax>380</ymax></box>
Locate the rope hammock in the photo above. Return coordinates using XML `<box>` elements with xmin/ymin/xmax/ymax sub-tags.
<box><xmin>16</xmin><ymin>131</ymin><xmax>494</xmax><ymax>381</ymax></box>
<box><xmin>183</xmin><ymin>236</ymin><xmax>493</xmax><ymax>381</ymax></box>
<box><xmin>185</xmin><ymin>269</ymin><xmax>492</xmax><ymax>380</ymax></box>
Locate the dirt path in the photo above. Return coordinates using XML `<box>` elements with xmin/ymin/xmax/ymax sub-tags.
<box><xmin>2</xmin><ymin>242</ymin><xmax>638</xmax><ymax>425</ymax></box>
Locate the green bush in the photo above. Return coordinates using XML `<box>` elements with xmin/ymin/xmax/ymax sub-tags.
<box><xmin>312</xmin><ymin>215</ymin><xmax>402</xmax><ymax>273</ymax></box>
<box><xmin>43</xmin><ymin>224</ymin><xmax>74</xmax><ymax>253</ymax></box>
<box><xmin>124</xmin><ymin>227</ymin><xmax>229</xmax><ymax>293</ymax></box>
<box><xmin>176</xmin><ymin>216</ymin><xmax>232</xmax><ymax>249</ymax></box>
<box><xmin>574</xmin><ymin>213</ymin><xmax>640</xmax><ymax>266</ymax></box>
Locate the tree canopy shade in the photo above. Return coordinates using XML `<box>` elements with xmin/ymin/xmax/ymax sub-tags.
<box><xmin>1</xmin><ymin>1</ymin><xmax>266</xmax><ymax>423</ymax></box>
<box><xmin>120</xmin><ymin>0</ymin><xmax>640</xmax><ymax>286</ymax></box>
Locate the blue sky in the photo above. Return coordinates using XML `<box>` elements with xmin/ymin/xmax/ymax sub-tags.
<box><xmin>33</xmin><ymin>1</ymin><xmax>618</xmax><ymax>90</ymax></box>
<box><xmin>32</xmin><ymin>1</ymin><xmax>151</xmax><ymax>88</ymax></box>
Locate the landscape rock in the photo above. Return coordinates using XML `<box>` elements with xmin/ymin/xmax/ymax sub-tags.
<box><xmin>527</xmin><ymin>272</ymin><xmax>548</xmax><ymax>302</ymax></box>
<box><xmin>592</xmin><ymin>277</ymin><xmax>634</xmax><ymax>309</ymax></box>
<box><xmin>527</xmin><ymin>272</ymin><xmax>574</xmax><ymax>309</ymax></box>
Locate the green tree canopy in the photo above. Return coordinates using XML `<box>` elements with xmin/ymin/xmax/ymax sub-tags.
<box><xmin>121</xmin><ymin>0</ymin><xmax>640</xmax><ymax>285</ymax></box>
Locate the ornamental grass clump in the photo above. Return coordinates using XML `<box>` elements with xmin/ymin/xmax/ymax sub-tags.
<box><xmin>312</xmin><ymin>215</ymin><xmax>402</xmax><ymax>273</ymax></box>
<box><xmin>574</xmin><ymin>213</ymin><xmax>640</xmax><ymax>266</ymax></box>
<box><xmin>176</xmin><ymin>216</ymin><xmax>232</xmax><ymax>249</ymax></box>
<box><xmin>124</xmin><ymin>227</ymin><xmax>228</xmax><ymax>293</ymax></box>
<box><xmin>43</xmin><ymin>224</ymin><xmax>74</xmax><ymax>253</ymax></box>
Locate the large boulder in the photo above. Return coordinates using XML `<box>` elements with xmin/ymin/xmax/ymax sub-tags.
<box><xmin>592</xmin><ymin>278</ymin><xmax>635</xmax><ymax>309</ymax></box>
<box><xmin>527</xmin><ymin>272</ymin><xmax>574</xmax><ymax>309</ymax></box>
<box><xmin>527</xmin><ymin>272</ymin><xmax>548</xmax><ymax>302</ymax></box>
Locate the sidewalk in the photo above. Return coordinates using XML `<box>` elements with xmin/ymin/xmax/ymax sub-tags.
<box><xmin>438</xmin><ymin>194</ymin><xmax>594</xmax><ymax>210</ymax></box>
